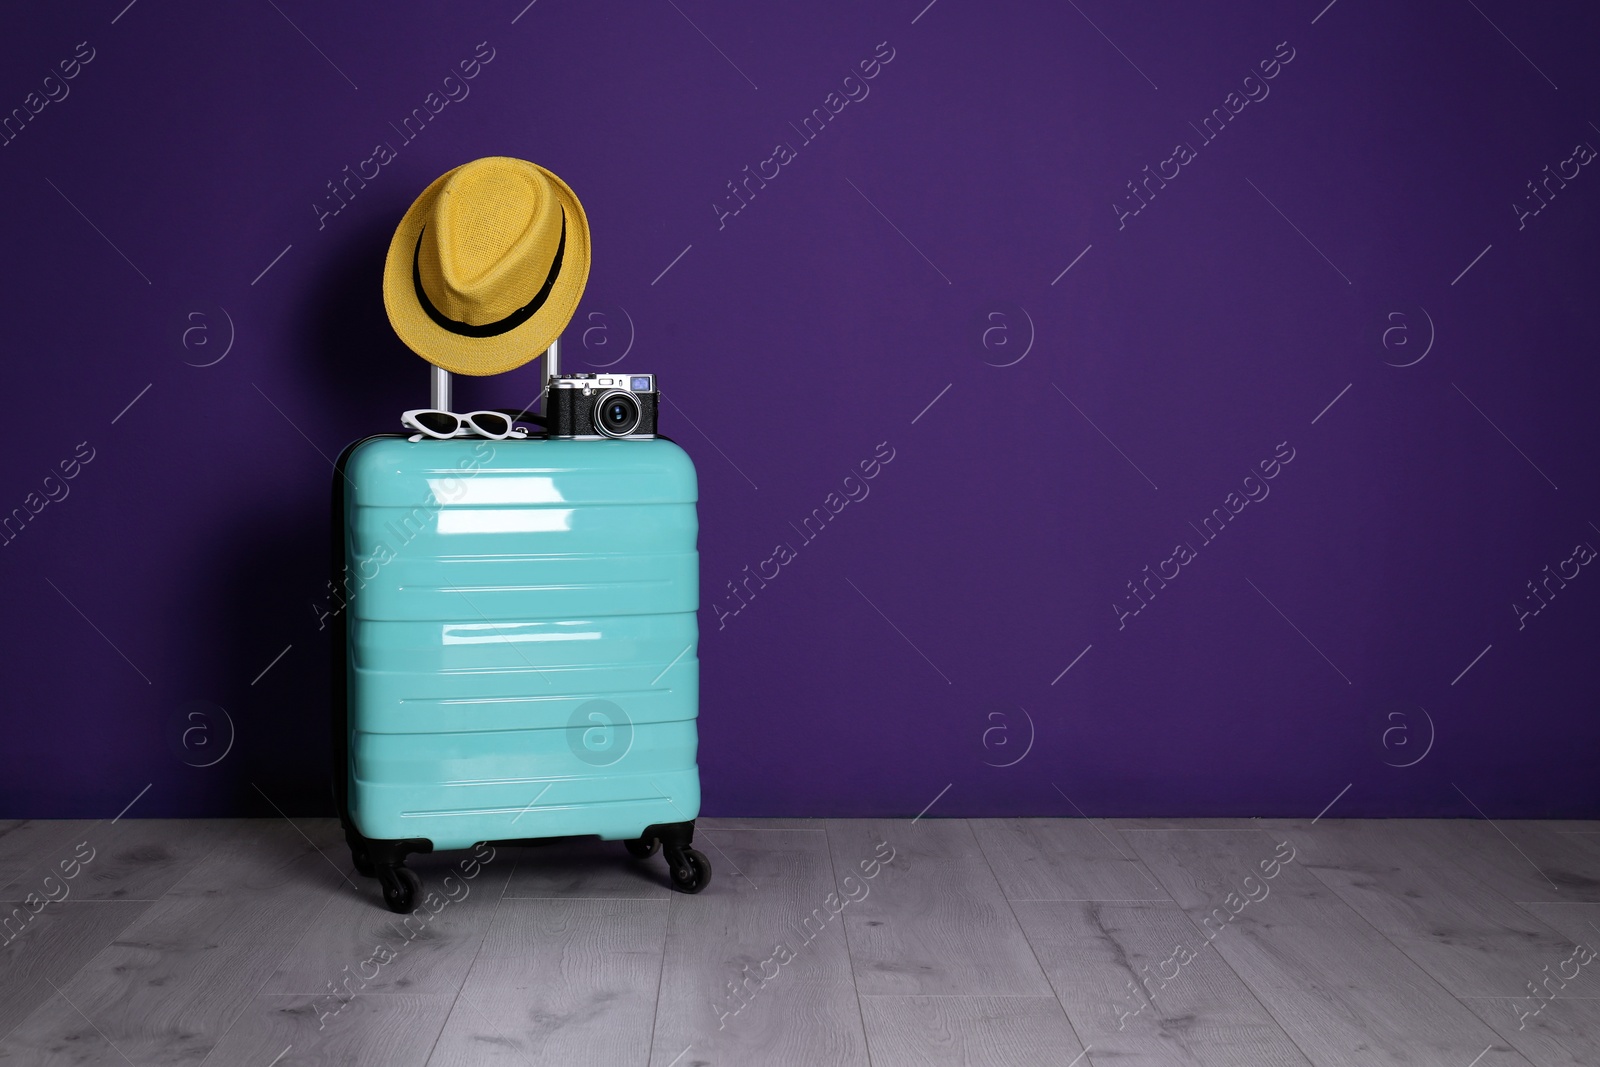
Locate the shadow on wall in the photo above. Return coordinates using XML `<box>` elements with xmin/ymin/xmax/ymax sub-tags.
<box><xmin>199</xmin><ymin>209</ymin><xmax>423</xmax><ymax>817</ymax></box>
<box><xmin>296</xmin><ymin>206</ymin><xmax>422</xmax><ymax>428</ymax></box>
<box><xmin>193</xmin><ymin>495</ymin><xmax>333</xmax><ymax>817</ymax></box>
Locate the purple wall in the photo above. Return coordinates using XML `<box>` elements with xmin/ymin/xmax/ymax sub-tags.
<box><xmin>3</xmin><ymin>0</ymin><xmax>1596</xmax><ymax>820</ymax></box>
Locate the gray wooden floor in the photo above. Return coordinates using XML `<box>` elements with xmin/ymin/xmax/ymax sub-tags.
<box><xmin>2</xmin><ymin>817</ymin><xmax>1599</xmax><ymax>1066</ymax></box>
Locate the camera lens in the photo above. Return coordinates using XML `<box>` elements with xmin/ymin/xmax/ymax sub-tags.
<box><xmin>594</xmin><ymin>391</ymin><xmax>641</xmax><ymax>437</ymax></box>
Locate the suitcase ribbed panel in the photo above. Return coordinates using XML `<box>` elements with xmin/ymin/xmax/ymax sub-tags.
<box><xmin>343</xmin><ymin>437</ymin><xmax>700</xmax><ymax>849</ymax></box>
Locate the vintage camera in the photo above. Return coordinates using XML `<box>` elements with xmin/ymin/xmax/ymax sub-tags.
<box><xmin>546</xmin><ymin>373</ymin><xmax>659</xmax><ymax>439</ymax></box>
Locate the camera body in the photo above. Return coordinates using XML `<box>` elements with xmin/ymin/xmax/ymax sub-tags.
<box><xmin>546</xmin><ymin>373</ymin><xmax>659</xmax><ymax>440</ymax></box>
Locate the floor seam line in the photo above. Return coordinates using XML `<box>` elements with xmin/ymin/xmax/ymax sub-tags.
<box><xmin>1121</xmin><ymin>829</ymin><xmax>1318</xmax><ymax>1067</ymax></box>
<box><xmin>421</xmin><ymin>858</ymin><xmax>514</xmax><ymax>1067</ymax></box>
<box><xmin>970</xmin><ymin>819</ymin><xmax>1092</xmax><ymax>1062</ymax></box>
<box><xmin>823</xmin><ymin>820</ymin><xmax>876</xmax><ymax>1067</ymax></box>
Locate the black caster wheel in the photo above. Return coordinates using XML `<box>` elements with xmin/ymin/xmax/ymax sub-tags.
<box><xmin>378</xmin><ymin>866</ymin><xmax>421</xmax><ymax>914</ymax></box>
<box><xmin>666</xmin><ymin>848</ymin><xmax>712</xmax><ymax>894</ymax></box>
<box><xmin>344</xmin><ymin>829</ymin><xmax>375</xmax><ymax>878</ymax></box>
<box><xmin>350</xmin><ymin>845</ymin><xmax>376</xmax><ymax>879</ymax></box>
<box><xmin>624</xmin><ymin>837</ymin><xmax>660</xmax><ymax>860</ymax></box>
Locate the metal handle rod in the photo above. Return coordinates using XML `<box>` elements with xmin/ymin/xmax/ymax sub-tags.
<box><xmin>428</xmin><ymin>335</ymin><xmax>559</xmax><ymax>415</ymax></box>
<box><xmin>429</xmin><ymin>365</ymin><xmax>451</xmax><ymax>412</ymax></box>
<box><xmin>541</xmin><ymin>337</ymin><xmax>560</xmax><ymax>396</ymax></box>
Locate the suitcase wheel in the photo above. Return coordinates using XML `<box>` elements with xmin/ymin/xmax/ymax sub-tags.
<box><xmin>665</xmin><ymin>847</ymin><xmax>712</xmax><ymax>894</ymax></box>
<box><xmin>623</xmin><ymin>836</ymin><xmax>661</xmax><ymax>860</ymax></box>
<box><xmin>350</xmin><ymin>844</ymin><xmax>376</xmax><ymax>879</ymax></box>
<box><xmin>343</xmin><ymin>828</ymin><xmax>377</xmax><ymax>879</ymax></box>
<box><xmin>378</xmin><ymin>866</ymin><xmax>421</xmax><ymax>914</ymax></box>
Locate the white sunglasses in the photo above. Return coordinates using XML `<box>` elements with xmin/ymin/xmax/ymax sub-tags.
<box><xmin>402</xmin><ymin>409</ymin><xmax>530</xmax><ymax>442</ymax></box>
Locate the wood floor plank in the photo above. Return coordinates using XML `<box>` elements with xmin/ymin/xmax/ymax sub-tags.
<box><xmin>698</xmin><ymin>819</ymin><xmax>828</xmax><ymax>831</ymax></box>
<box><xmin>648</xmin><ymin>827</ymin><xmax>870</xmax><ymax>1066</ymax></box>
<box><xmin>0</xmin><ymin>942</ymin><xmax>299</xmax><ymax>1065</ymax></box>
<box><xmin>426</xmin><ymin>898</ymin><xmax>666</xmax><ymax>1066</ymax></box>
<box><xmin>1267</xmin><ymin>819</ymin><xmax>1600</xmax><ymax>901</ymax></box>
<box><xmin>0</xmin><ymin>821</ymin><xmax>351</xmax><ymax>1065</ymax></box>
<box><xmin>1015</xmin><ymin>900</ymin><xmax>1309</xmax><ymax>1066</ymax></box>
<box><xmin>1425</xmin><ymin>822</ymin><xmax>1600</xmax><ymax>904</ymax></box>
<box><xmin>859</xmin><ymin>995</ymin><xmax>1086</xmax><ymax>1067</ymax></box>
<box><xmin>1257</xmin><ymin>820</ymin><xmax>1459</xmax><ymax>870</ymax></box>
<box><xmin>1286</xmin><ymin>825</ymin><xmax>1581</xmax><ymax>997</ymax></box>
<box><xmin>1460</xmin><ymin>996</ymin><xmax>1600</xmax><ymax>1066</ymax></box>
<box><xmin>1516</xmin><ymin>901</ymin><xmax>1600</xmax><ymax>955</ymax></box>
<box><xmin>0</xmin><ymin>819</ymin><xmax>237</xmax><ymax>904</ymax></box>
<box><xmin>500</xmin><ymin>837</ymin><xmax>671</xmax><ymax>899</ymax></box>
<box><xmin>1125</xmin><ymin>828</ymin><xmax>1535</xmax><ymax>1066</ymax></box>
<box><xmin>973</xmin><ymin>818</ymin><xmax>1170</xmax><ymax>902</ymax></box>
<box><xmin>262</xmin><ymin>847</ymin><xmax>509</xmax><ymax>996</ymax></box>
<box><xmin>203</xmin><ymin>994</ymin><xmax>457</xmax><ymax>1067</ymax></box>
<box><xmin>1286</xmin><ymin>821</ymin><xmax>1600</xmax><ymax>907</ymax></box>
<box><xmin>827</xmin><ymin>819</ymin><xmax>1050</xmax><ymax>998</ymax></box>
<box><xmin>0</xmin><ymin>821</ymin><xmax>92</xmax><ymax>896</ymax></box>
<box><xmin>1259</xmin><ymin>992</ymin><xmax>1527</xmax><ymax>1067</ymax></box>
<box><xmin>112</xmin><ymin>820</ymin><xmax>355</xmax><ymax>948</ymax></box>
<box><xmin>0</xmin><ymin>901</ymin><xmax>149</xmax><ymax>1040</ymax></box>
<box><xmin>1504</xmin><ymin>902</ymin><xmax>1600</xmax><ymax>1006</ymax></box>
<box><xmin>1120</xmin><ymin>828</ymin><xmax>1343</xmax><ymax>925</ymax></box>
<box><xmin>1107</xmin><ymin>819</ymin><xmax>1267</xmax><ymax>831</ymax></box>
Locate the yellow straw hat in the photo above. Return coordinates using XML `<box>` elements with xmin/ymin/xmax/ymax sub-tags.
<box><xmin>383</xmin><ymin>156</ymin><xmax>591</xmax><ymax>376</ymax></box>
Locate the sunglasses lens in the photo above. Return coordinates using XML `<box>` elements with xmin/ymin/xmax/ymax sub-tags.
<box><xmin>416</xmin><ymin>412</ymin><xmax>457</xmax><ymax>435</ymax></box>
<box><xmin>472</xmin><ymin>413</ymin><xmax>509</xmax><ymax>436</ymax></box>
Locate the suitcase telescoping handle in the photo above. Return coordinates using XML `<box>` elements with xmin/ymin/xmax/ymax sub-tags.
<box><xmin>426</xmin><ymin>338</ymin><xmax>560</xmax><ymax>412</ymax></box>
<box><xmin>429</xmin><ymin>365</ymin><xmax>452</xmax><ymax>412</ymax></box>
<box><xmin>540</xmin><ymin>336</ymin><xmax>560</xmax><ymax>397</ymax></box>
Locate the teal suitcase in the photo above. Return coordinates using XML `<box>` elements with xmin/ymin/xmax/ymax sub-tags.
<box><xmin>331</xmin><ymin>432</ymin><xmax>707</xmax><ymax>912</ymax></box>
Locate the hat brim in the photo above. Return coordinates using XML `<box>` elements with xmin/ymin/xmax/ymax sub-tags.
<box><xmin>382</xmin><ymin>159</ymin><xmax>591</xmax><ymax>376</ymax></box>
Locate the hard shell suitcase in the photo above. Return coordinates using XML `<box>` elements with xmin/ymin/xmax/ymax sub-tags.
<box><xmin>331</xmin><ymin>351</ymin><xmax>707</xmax><ymax>912</ymax></box>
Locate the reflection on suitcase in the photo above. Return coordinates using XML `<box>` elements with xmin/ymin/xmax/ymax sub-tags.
<box><xmin>332</xmin><ymin>433</ymin><xmax>708</xmax><ymax>913</ymax></box>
